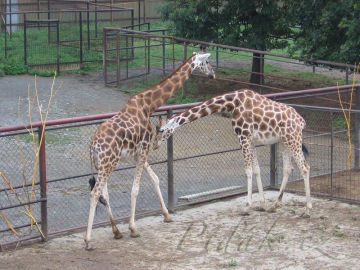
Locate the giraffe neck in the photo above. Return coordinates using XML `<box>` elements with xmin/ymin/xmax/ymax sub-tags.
<box><xmin>140</xmin><ymin>56</ymin><xmax>194</xmax><ymax>114</ymax></box>
<box><xmin>163</xmin><ymin>92</ymin><xmax>237</xmax><ymax>133</ymax></box>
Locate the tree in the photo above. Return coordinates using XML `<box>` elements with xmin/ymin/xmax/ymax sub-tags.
<box><xmin>288</xmin><ymin>0</ymin><xmax>360</xmax><ymax>65</ymax></box>
<box><xmin>160</xmin><ymin>0</ymin><xmax>292</xmax><ymax>84</ymax></box>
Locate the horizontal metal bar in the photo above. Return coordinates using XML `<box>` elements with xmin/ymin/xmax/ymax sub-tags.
<box><xmin>0</xmin><ymin>182</ymin><xmax>40</xmax><ymax>193</ymax></box>
<box><xmin>0</xmin><ymin>222</ymin><xmax>41</xmax><ymax>234</ymax></box>
<box><xmin>0</xmin><ymin>198</ymin><xmax>46</xmax><ymax>211</ymax></box>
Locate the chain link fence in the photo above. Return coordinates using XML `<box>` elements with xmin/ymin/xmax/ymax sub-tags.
<box><xmin>1</xmin><ymin>86</ymin><xmax>360</xmax><ymax>248</ymax></box>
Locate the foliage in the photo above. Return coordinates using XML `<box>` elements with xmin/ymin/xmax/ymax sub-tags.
<box><xmin>161</xmin><ymin>0</ymin><xmax>292</xmax><ymax>50</ymax></box>
<box><xmin>288</xmin><ymin>0</ymin><xmax>360</xmax><ymax>64</ymax></box>
<box><xmin>28</xmin><ymin>69</ymin><xmax>56</xmax><ymax>77</ymax></box>
<box><xmin>3</xmin><ymin>58</ymin><xmax>27</xmax><ymax>75</ymax></box>
<box><xmin>0</xmin><ymin>57</ymin><xmax>5</xmax><ymax>77</ymax></box>
<box><xmin>160</xmin><ymin>0</ymin><xmax>292</xmax><ymax>83</ymax></box>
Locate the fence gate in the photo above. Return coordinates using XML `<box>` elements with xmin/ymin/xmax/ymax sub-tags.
<box><xmin>24</xmin><ymin>19</ymin><xmax>60</xmax><ymax>73</ymax></box>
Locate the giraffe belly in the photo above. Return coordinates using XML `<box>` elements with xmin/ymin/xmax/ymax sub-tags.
<box><xmin>253</xmin><ymin>132</ymin><xmax>280</xmax><ymax>145</ymax></box>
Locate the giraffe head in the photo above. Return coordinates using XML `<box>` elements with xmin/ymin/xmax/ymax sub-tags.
<box><xmin>153</xmin><ymin>116</ymin><xmax>179</xmax><ymax>150</ymax></box>
<box><xmin>191</xmin><ymin>52</ymin><xmax>215</xmax><ymax>79</ymax></box>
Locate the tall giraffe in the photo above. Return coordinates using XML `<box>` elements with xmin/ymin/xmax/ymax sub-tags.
<box><xmin>84</xmin><ymin>52</ymin><xmax>215</xmax><ymax>249</ymax></box>
<box><xmin>153</xmin><ymin>89</ymin><xmax>312</xmax><ymax>217</ymax></box>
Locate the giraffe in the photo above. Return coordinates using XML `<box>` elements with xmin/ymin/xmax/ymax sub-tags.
<box><xmin>153</xmin><ymin>89</ymin><xmax>312</xmax><ymax>217</ymax></box>
<box><xmin>84</xmin><ymin>52</ymin><xmax>215</xmax><ymax>250</ymax></box>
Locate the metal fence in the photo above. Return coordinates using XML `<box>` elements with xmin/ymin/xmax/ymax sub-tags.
<box><xmin>103</xmin><ymin>28</ymin><xmax>359</xmax><ymax>101</ymax></box>
<box><xmin>1</xmin><ymin>84</ymin><xmax>359</xmax><ymax>249</ymax></box>
<box><xmin>1</xmin><ymin>4</ymin><xmax>137</xmax><ymax>70</ymax></box>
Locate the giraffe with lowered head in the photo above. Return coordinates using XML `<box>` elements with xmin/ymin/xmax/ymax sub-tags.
<box><xmin>84</xmin><ymin>52</ymin><xmax>215</xmax><ymax>250</ymax></box>
<box><xmin>153</xmin><ymin>89</ymin><xmax>311</xmax><ymax>217</ymax></box>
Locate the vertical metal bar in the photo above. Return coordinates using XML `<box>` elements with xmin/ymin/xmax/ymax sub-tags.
<box><xmin>167</xmin><ymin>109</ymin><xmax>174</xmax><ymax>213</ymax></box>
<box><xmin>138</xmin><ymin>0</ymin><xmax>141</xmax><ymax>26</ymax></box>
<box><xmin>38</xmin><ymin>125</ymin><xmax>48</xmax><ymax>241</ymax></box>
<box><xmin>270</xmin><ymin>144</ymin><xmax>277</xmax><ymax>187</ymax></box>
<box><xmin>126</xmin><ymin>35</ymin><xmax>129</xmax><ymax>79</ymax></box>
<box><xmin>79</xmin><ymin>11</ymin><xmax>83</xmax><ymax>64</ymax></box>
<box><xmin>147</xmin><ymin>35</ymin><xmax>150</xmax><ymax>74</ymax></box>
<box><xmin>116</xmin><ymin>32</ymin><xmax>120</xmax><ymax>86</ymax></box>
<box><xmin>9</xmin><ymin>0</ymin><xmax>11</xmax><ymax>37</ymax></box>
<box><xmin>330</xmin><ymin>112</ymin><xmax>334</xmax><ymax>196</ymax></box>
<box><xmin>312</xmin><ymin>65</ymin><xmax>315</xmax><ymax>73</ymax></box>
<box><xmin>87</xmin><ymin>2</ymin><xmax>90</xmax><ymax>50</ymax></box>
<box><xmin>103</xmin><ymin>29</ymin><xmax>108</xmax><ymax>85</ymax></box>
<box><xmin>131</xmin><ymin>10</ymin><xmax>134</xmax><ymax>58</ymax></box>
<box><xmin>47</xmin><ymin>0</ymin><xmax>50</xmax><ymax>42</ymax></box>
<box><xmin>95</xmin><ymin>0</ymin><xmax>98</xmax><ymax>38</ymax></box>
<box><xmin>23</xmin><ymin>15</ymin><xmax>27</xmax><ymax>66</ymax></box>
<box><xmin>56</xmin><ymin>21</ymin><xmax>60</xmax><ymax>74</ymax></box>
<box><xmin>162</xmin><ymin>30</ymin><xmax>165</xmax><ymax>76</ymax></box>
<box><xmin>216</xmin><ymin>46</ymin><xmax>219</xmax><ymax>68</ymax></box>
<box><xmin>4</xmin><ymin>12</ymin><xmax>7</xmax><ymax>58</ymax></box>
<box><xmin>354</xmin><ymin>86</ymin><xmax>360</xmax><ymax>169</ymax></box>
<box><xmin>346</xmin><ymin>67</ymin><xmax>349</xmax><ymax>85</ymax></box>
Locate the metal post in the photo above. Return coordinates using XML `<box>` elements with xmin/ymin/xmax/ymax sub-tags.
<box><xmin>23</xmin><ymin>16</ymin><xmax>27</xmax><ymax>66</ymax></box>
<box><xmin>38</xmin><ymin>125</ymin><xmax>48</xmax><ymax>241</ymax></box>
<box><xmin>312</xmin><ymin>65</ymin><xmax>315</xmax><ymax>73</ymax></box>
<box><xmin>116</xmin><ymin>32</ymin><xmax>120</xmax><ymax>86</ymax></box>
<box><xmin>95</xmin><ymin>0</ymin><xmax>98</xmax><ymax>37</ymax></box>
<box><xmin>126</xmin><ymin>35</ymin><xmax>129</xmax><ymax>79</ymax></box>
<box><xmin>270</xmin><ymin>144</ymin><xmax>277</xmax><ymax>187</ymax></box>
<box><xmin>330</xmin><ymin>112</ymin><xmax>334</xmax><ymax>196</ymax></box>
<box><xmin>47</xmin><ymin>0</ymin><xmax>50</xmax><ymax>42</ymax></box>
<box><xmin>103</xmin><ymin>29</ymin><xmax>107</xmax><ymax>84</ymax></box>
<box><xmin>4</xmin><ymin>13</ymin><xmax>7</xmax><ymax>58</ymax></box>
<box><xmin>346</xmin><ymin>67</ymin><xmax>349</xmax><ymax>85</ymax></box>
<box><xmin>162</xmin><ymin>30</ymin><xmax>165</xmax><ymax>76</ymax></box>
<box><xmin>167</xmin><ymin>109</ymin><xmax>175</xmax><ymax>213</ymax></box>
<box><xmin>354</xmin><ymin>86</ymin><xmax>360</xmax><ymax>169</ymax></box>
<box><xmin>87</xmin><ymin>2</ymin><xmax>90</xmax><ymax>50</ymax></box>
<box><xmin>9</xmin><ymin>0</ymin><xmax>11</xmax><ymax>37</ymax></box>
<box><xmin>56</xmin><ymin>21</ymin><xmax>60</xmax><ymax>74</ymax></box>
<box><xmin>138</xmin><ymin>0</ymin><xmax>141</xmax><ymax>26</ymax></box>
<box><xmin>79</xmin><ymin>11</ymin><xmax>83</xmax><ymax>64</ymax></box>
<box><xmin>216</xmin><ymin>46</ymin><xmax>219</xmax><ymax>68</ymax></box>
<box><xmin>147</xmin><ymin>35</ymin><xmax>150</xmax><ymax>74</ymax></box>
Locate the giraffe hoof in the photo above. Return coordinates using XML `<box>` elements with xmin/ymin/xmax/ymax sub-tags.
<box><xmin>253</xmin><ymin>206</ymin><xmax>266</xmax><ymax>212</ymax></box>
<box><xmin>114</xmin><ymin>231</ymin><xmax>123</xmax><ymax>239</ymax></box>
<box><xmin>239</xmin><ymin>211</ymin><xmax>250</xmax><ymax>216</ymax></box>
<box><xmin>266</xmin><ymin>207</ymin><xmax>277</xmax><ymax>213</ymax></box>
<box><xmin>130</xmin><ymin>232</ymin><xmax>140</xmax><ymax>238</ymax></box>
<box><xmin>300</xmin><ymin>213</ymin><xmax>310</xmax><ymax>219</ymax></box>
<box><xmin>164</xmin><ymin>216</ymin><xmax>173</xmax><ymax>223</ymax></box>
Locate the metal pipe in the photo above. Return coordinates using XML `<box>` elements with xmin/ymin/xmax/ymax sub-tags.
<box><xmin>167</xmin><ymin>109</ymin><xmax>175</xmax><ymax>213</ymax></box>
<box><xmin>38</xmin><ymin>125</ymin><xmax>48</xmax><ymax>241</ymax></box>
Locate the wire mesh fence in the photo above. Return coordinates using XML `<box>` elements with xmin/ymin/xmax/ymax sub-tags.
<box><xmin>103</xmin><ymin>28</ymin><xmax>359</xmax><ymax>103</ymax></box>
<box><xmin>1</xmin><ymin>86</ymin><xmax>360</xmax><ymax>248</ymax></box>
<box><xmin>1</xmin><ymin>5</ymin><xmax>136</xmax><ymax>70</ymax></box>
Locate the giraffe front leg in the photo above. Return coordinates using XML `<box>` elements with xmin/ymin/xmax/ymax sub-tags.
<box><xmin>144</xmin><ymin>162</ymin><xmax>172</xmax><ymax>223</ymax></box>
<box><xmin>240</xmin><ymin>165</ymin><xmax>253</xmax><ymax>216</ymax></box>
<box><xmin>252</xmin><ymin>156</ymin><xmax>266</xmax><ymax>212</ymax></box>
<box><xmin>129</xmin><ymin>158</ymin><xmax>145</xmax><ymax>238</ymax></box>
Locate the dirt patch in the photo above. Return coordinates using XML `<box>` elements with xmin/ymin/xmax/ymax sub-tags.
<box><xmin>1</xmin><ymin>191</ymin><xmax>360</xmax><ymax>269</ymax></box>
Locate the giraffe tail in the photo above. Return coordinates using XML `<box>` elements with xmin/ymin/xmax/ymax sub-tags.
<box><xmin>302</xmin><ymin>144</ymin><xmax>309</xmax><ymax>157</ymax></box>
<box><xmin>88</xmin><ymin>176</ymin><xmax>107</xmax><ymax>206</ymax></box>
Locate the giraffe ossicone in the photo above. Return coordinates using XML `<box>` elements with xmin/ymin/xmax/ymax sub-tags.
<box><xmin>84</xmin><ymin>51</ymin><xmax>215</xmax><ymax>250</ymax></box>
<box><xmin>154</xmin><ymin>89</ymin><xmax>312</xmax><ymax>216</ymax></box>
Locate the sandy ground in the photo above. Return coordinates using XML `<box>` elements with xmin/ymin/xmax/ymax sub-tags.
<box><xmin>1</xmin><ymin>191</ymin><xmax>360</xmax><ymax>270</ymax></box>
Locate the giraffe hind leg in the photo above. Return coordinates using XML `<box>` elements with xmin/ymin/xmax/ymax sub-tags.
<box><xmin>89</xmin><ymin>176</ymin><xmax>106</xmax><ymax>206</ymax></box>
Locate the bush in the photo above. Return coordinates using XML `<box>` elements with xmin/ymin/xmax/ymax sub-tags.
<box><xmin>0</xmin><ymin>57</ymin><xmax>5</xmax><ymax>77</ymax></box>
<box><xmin>3</xmin><ymin>58</ymin><xmax>26</xmax><ymax>75</ymax></box>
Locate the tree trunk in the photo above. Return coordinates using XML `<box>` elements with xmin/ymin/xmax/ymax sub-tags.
<box><xmin>250</xmin><ymin>52</ymin><xmax>264</xmax><ymax>85</ymax></box>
